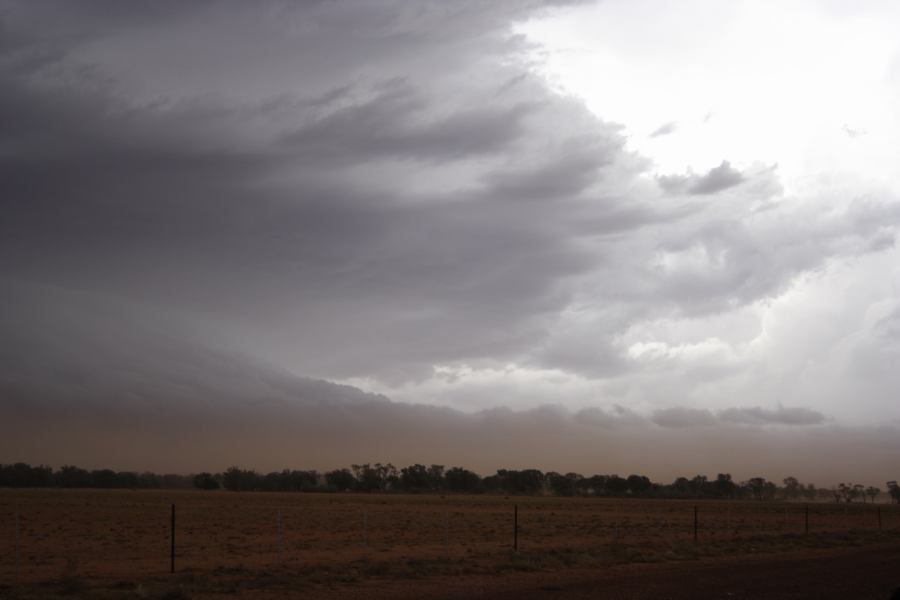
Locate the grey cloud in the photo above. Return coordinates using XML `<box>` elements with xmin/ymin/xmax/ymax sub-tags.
<box><xmin>2</xmin><ymin>0</ymin><xmax>900</xmax><ymax>413</ymax></box>
<box><xmin>0</xmin><ymin>0</ymin><xmax>650</xmax><ymax>384</ymax></box>
<box><xmin>718</xmin><ymin>405</ymin><xmax>827</xmax><ymax>426</ymax></box>
<box><xmin>652</xmin><ymin>407</ymin><xmax>717</xmax><ymax>428</ymax></box>
<box><xmin>573</xmin><ymin>405</ymin><xmax>644</xmax><ymax>428</ymax></box>
<box><xmin>280</xmin><ymin>80</ymin><xmax>543</xmax><ymax>164</ymax></box>
<box><xmin>1</xmin><ymin>281</ymin><xmax>892</xmax><ymax>485</ymax></box>
<box><xmin>647</xmin><ymin>405</ymin><xmax>826</xmax><ymax>428</ymax></box>
<box><xmin>658</xmin><ymin>161</ymin><xmax>745</xmax><ymax>195</ymax></box>
<box><xmin>689</xmin><ymin>161</ymin><xmax>744</xmax><ymax>194</ymax></box>
<box><xmin>650</xmin><ymin>121</ymin><xmax>677</xmax><ymax>137</ymax></box>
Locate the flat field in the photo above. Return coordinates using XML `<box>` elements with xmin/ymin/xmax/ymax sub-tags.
<box><xmin>2</xmin><ymin>489</ymin><xmax>900</xmax><ymax>599</ymax></box>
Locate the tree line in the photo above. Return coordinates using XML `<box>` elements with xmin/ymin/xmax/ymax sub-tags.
<box><xmin>4</xmin><ymin>461</ymin><xmax>899</xmax><ymax>503</ymax></box>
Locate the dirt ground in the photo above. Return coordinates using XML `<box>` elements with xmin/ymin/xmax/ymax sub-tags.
<box><xmin>2</xmin><ymin>489</ymin><xmax>899</xmax><ymax>599</ymax></box>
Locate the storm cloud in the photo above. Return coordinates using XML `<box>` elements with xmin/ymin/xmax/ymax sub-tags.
<box><xmin>2</xmin><ymin>1</ymin><xmax>900</xmax><ymax>481</ymax></box>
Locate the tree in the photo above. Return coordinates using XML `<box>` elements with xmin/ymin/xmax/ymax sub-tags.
<box><xmin>444</xmin><ymin>467</ymin><xmax>481</xmax><ymax>493</ymax></box>
<box><xmin>689</xmin><ymin>475</ymin><xmax>709</xmax><ymax>498</ymax></box>
<box><xmin>585</xmin><ymin>475</ymin><xmax>610</xmax><ymax>496</ymax></box>
<box><xmin>836</xmin><ymin>483</ymin><xmax>864</xmax><ymax>503</ymax></box>
<box><xmin>399</xmin><ymin>464</ymin><xmax>431</xmax><ymax>492</ymax></box>
<box><xmin>888</xmin><ymin>482</ymin><xmax>900</xmax><ymax>504</ymax></box>
<box><xmin>865</xmin><ymin>486</ymin><xmax>881</xmax><ymax>503</ymax></box>
<box><xmin>55</xmin><ymin>465</ymin><xmax>92</xmax><ymax>488</ymax></box>
<box><xmin>427</xmin><ymin>465</ymin><xmax>445</xmax><ymax>491</ymax></box>
<box><xmin>783</xmin><ymin>476</ymin><xmax>800</xmax><ymax>500</ymax></box>
<box><xmin>490</xmin><ymin>469</ymin><xmax>545</xmax><ymax>495</ymax></box>
<box><xmin>626</xmin><ymin>474</ymin><xmax>652</xmax><ymax>497</ymax></box>
<box><xmin>713</xmin><ymin>473</ymin><xmax>737</xmax><ymax>499</ymax></box>
<box><xmin>193</xmin><ymin>472</ymin><xmax>220</xmax><ymax>490</ymax></box>
<box><xmin>547</xmin><ymin>472</ymin><xmax>582</xmax><ymax>497</ymax></box>
<box><xmin>606</xmin><ymin>474</ymin><xmax>629</xmax><ymax>496</ymax></box>
<box><xmin>222</xmin><ymin>466</ymin><xmax>260</xmax><ymax>491</ymax></box>
<box><xmin>351</xmin><ymin>463</ymin><xmax>397</xmax><ymax>492</ymax></box>
<box><xmin>743</xmin><ymin>477</ymin><xmax>776</xmax><ymax>501</ymax></box>
<box><xmin>325</xmin><ymin>468</ymin><xmax>356</xmax><ymax>492</ymax></box>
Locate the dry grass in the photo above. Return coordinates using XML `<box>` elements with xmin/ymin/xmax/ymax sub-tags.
<box><xmin>2</xmin><ymin>489</ymin><xmax>898</xmax><ymax>597</ymax></box>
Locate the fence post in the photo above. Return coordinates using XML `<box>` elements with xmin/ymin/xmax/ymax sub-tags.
<box><xmin>878</xmin><ymin>506</ymin><xmax>882</xmax><ymax>531</ymax></box>
<box><xmin>513</xmin><ymin>504</ymin><xmax>518</xmax><ymax>553</ymax></box>
<box><xmin>15</xmin><ymin>502</ymin><xmax>21</xmax><ymax>582</ymax></box>
<box><xmin>805</xmin><ymin>505</ymin><xmax>809</xmax><ymax>534</ymax></box>
<box><xmin>362</xmin><ymin>510</ymin><xmax>368</xmax><ymax>550</ymax></box>
<box><xmin>277</xmin><ymin>509</ymin><xmax>284</xmax><ymax>565</ymax></box>
<box><xmin>444</xmin><ymin>510</ymin><xmax>449</xmax><ymax>557</ymax></box>
<box><xmin>693</xmin><ymin>505</ymin><xmax>698</xmax><ymax>542</ymax></box>
<box><xmin>170</xmin><ymin>504</ymin><xmax>176</xmax><ymax>574</ymax></box>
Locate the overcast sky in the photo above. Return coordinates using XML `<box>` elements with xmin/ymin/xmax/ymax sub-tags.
<box><xmin>2</xmin><ymin>1</ymin><xmax>899</xmax><ymax>481</ymax></box>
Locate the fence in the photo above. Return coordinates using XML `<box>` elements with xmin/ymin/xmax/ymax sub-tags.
<box><xmin>3</xmin><ymin>489</ymin><xmax>899</xmax><ymax>583</ymax></box>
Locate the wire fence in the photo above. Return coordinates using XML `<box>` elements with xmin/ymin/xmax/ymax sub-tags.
<box><xmin>3</xmin><ymin>489</ymin><xmax>899</xmax><ymax>583</ymax></box>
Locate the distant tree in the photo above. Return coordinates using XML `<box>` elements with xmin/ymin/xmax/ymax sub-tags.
<box><xmin>222</xmin><ymin>466</ymin><xmax>260</xmax><ymax>491</ymax></box>
<box><xmin>396</xmin><ymin>464</ymin><xmax>444</xmax><ymax>492</ymax></box>
<box><xmin>138</xmin><ymin>472</ymin><xmax>162</xmax><ymax>489</ymax></box>
<box><xmin>888</xmin><ymin>482</ymin><xmax>900</xmax><ymax>504</ymax></box>
<box><xmin>193</xmin><ymin>472</ymin><xmax>220</xmax><ymax>490</ymax></box>
<box><xmin>546</xmin><ymin>472</ymin><xmax>582</xmax><ymax>497</ymax></box>
<box><xmin>351</xmin><ymin>463</ymin><xmax>397</xmax><ymax>492</ymax></box>
<box><xmin>117</xmin><ymin>471</ymin><xmax>139</xmax><ymax>488</ymax></box>
<box><xmin>444</xmin><ymin>467</ymin><xmax>481</xmax><ymax>493</ymax></box>
<box><xmin>802</xmin><ymin>483</ymin><xmax>817</xmax><ymax>501</ymax></box>
<box><xmin>783</xmin><ymin>476</ymin><xmax>801</xmax><ymax>500</ymax></box>
<box><xmin>605</xmin><ymin>474</ymin><xmax>629</xmax><ymax>496</ymax></box>
<box><xmin>713</xmin><ymin>474</ymin><xmax>737</xmax><ymax>499</ymax></box>
<box><xmin>55</xmin><ymin>465</ymin><xmax>92</xmax><ymax>488</ymax></box>
<box><xmin>0</xmin><ymin>463</ymin><xmax>53</xmax><ymax>487</ymax></box>
<box><xmin>91</xmin><ymin>469</ymin><xmax>120</xmax><ymax>488</ymax></box>
<box><xmin>160</xmin><ymin>474</ymin><xmax>194</xmax><ymax>489</ymax></box>
<box><xmin>689</xmin><ymin>475</ymin><xmax>709</xmax><ymax>498</ymax></box>
<box><xmin>261</xmin><ymin>469</ymin><xmax>317</xmax><ymax>492</ymax></box>
<box><xmin>291</xmin><ymin>470</ymin><xmax>319</xmax><ymax>491</ymax></box>
<box><xmin>427</xmin><ymin>465</ymin><xmax>445</xmax><ymax>491</ymax></box>
<box><xmin>743</xmin><ymin>477</ymin><xmax>776</xmax><ymax>501</ymax></box>
<box><xmin>584</xmin><ymin>475</ymin><xmax>609</xmax><ymax>496</ymax></box>
<box><xmin>865</xmin><ymin>486</ymin><xmax>881</xmax><ymax>503</ymax></box>
<box><xmin>399</xmin><ymin>464</ymin><xmax>431</xmax><ymax>492</ymax></box>
<box><xmin>836</xmin><ymin>483</ymin><xmax>864</xmax><ymax>503</ymax></box>
<box><xmin>626</xmin><ymin>474</ymin><xmax>652</xmax><ymax>497</ymax></box>
<box><xmin>324</xmin><ymin>468</ymin><xmax>356</xmax><ymax>492</ymax></box>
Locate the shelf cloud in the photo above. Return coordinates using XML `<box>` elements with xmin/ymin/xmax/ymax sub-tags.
<box><xmin>2</xmin><ymin>0</ymin><xmax>899</xmax><ymax>481</ymax></box>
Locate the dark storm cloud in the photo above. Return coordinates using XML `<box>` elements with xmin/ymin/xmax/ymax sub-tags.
<box><xmin>279</xmin><ymin>79</ymin><xmax>542</xmax><ymax>164</ymax></box>
<box><xmin>0</xmin><ymin>0</ymin><xmax>653</xmax><ymax>384</ymax></box>
<box><xmin>1</xmin><ymin>0</ymin><xmax>899</xmax><ymax>416</ymax></box>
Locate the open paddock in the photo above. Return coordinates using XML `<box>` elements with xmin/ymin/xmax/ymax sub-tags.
<box><xmin>2</xmin><ymin>489</ymin><xmax>900</xmax><ymax>597</ymax></box>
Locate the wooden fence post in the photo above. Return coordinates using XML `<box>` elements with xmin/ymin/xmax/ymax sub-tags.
<box><xmin>170</xmin><ymin>504</ymin><xmax>176</xmax><ymax>574</ymax></box>
<box><xmin>15</xmin><ymin>502</ymin><xmax>21</xmax><ymax>582</ymax></box>
<box><xmin>693</xmin><ymin>505</ymin><xmax>698</xmax><ymax>542</ymax></box>
<box><xmin>513</xmin><ymin>504</ymin><xmax>518</xmax><ymax>552</ymax></box>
